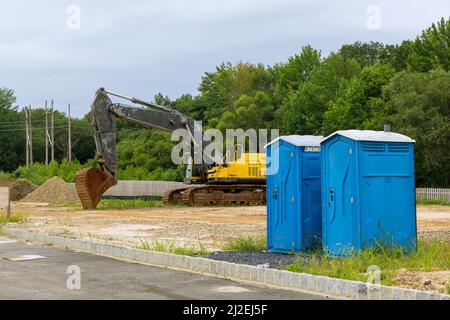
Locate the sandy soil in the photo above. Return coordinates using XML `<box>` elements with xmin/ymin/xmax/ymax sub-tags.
<box><xmin>9</xmin><ymin>203</ymin><xmax>267</xmax><ymax>250</ymax></box>
<box><xmin>5</xmin><ymin>202</ymin><xmax>450</xmax><ymax>294</ymax></box>
<box><xmin>9</xmin><ymin>203</ymin><xmax>450</xmax><ymax>249</ymax></box>
<box><xmin>394</xmin><ymin>270</ymin><xmax>450</xmax><ymax>293</ymax></box>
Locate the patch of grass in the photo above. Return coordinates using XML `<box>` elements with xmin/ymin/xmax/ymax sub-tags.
<box><xmin>56</xmin><ymin>202</ymin><xmax>83</xmax><ymax>209</ymax></box>
<box><xmin>96</xmin><ymin>199</ymin><xmax>163</xmax><ymax>210</ymax></box>
<box><xmin>416</xmin><ymin>199</ymin><xmax>450</xmax><ymax>206</ymax></box>
<box><xmin>284</xmin><ymin>240</ymin><xmax>450</xmax><ymax>286</ymax></box>
<box><xmin>136</xmin><ymin>239</ymin><xmax>208</xmax><ymax>256</ymax></box>
<box><xmin>223</xmin><ymin>235</ymin><xmax>267</xmax><ymax>252</ymax></box>
<box><xmin>0</xmin><ymin>214</ymin><xmax>24</xmax><ymax>224</ymax></box>
<box><xmin>441</xmin><ymin>278</ymin><xmax>450</xmax><ymax>294</ymax></box>
<box><xmin>0</xmin><ymin>171</ymin><xmax>12</xmax><ymax>179</ymax></box>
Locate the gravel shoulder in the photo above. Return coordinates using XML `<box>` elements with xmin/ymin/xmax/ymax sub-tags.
<box><xmin>205</xmin><ymin>251</ymin><xmax>318</xmax><ymax>269</ymax></box>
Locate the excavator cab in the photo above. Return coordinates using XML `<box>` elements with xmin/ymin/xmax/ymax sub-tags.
<box><xmin>184</xmin><ymin>157</ymin><xmax>205</xmax><ymax>184</ymax></box>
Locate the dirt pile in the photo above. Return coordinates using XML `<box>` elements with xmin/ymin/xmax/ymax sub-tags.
<box><xmin>21</xmin><ymin>176</ymin><xmax>80</xmax><ymax>205</ymax></box>
<box><xmin>394</xmin><ymin>270</ymin><xmax>450</xmax><ymax>293</ymax></box>
<box><xmin>0</xmin><ymin>178</ymin><xmax>37</xmax><ymax>201</ymax></box>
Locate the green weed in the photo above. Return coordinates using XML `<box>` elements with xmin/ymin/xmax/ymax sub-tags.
<box><xmin>284</xmin><ymin>240</ymin><xmax>450</xmax><ymax>286</ymax></box>
<box><xmin>96</xmin><ymin>199</ymin><xmax>163</xmax><ymax>210</ymax></box>
<box><xmin>223</xmin><ymin>235</ymin><xmax>267</xmax><ymax>252</ymax></box>
<box><xmin>136</xmin><ymin>239</ymin><xmax>208</xmax><ymax>256</ymax></box>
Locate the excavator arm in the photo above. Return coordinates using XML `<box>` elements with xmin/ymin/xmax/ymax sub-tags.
<box><xmin>76</xmin><ymin>88</ymin><xmax>211</xmax><ymax>209</ymax></box>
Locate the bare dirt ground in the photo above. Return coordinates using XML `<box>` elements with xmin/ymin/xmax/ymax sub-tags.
<box><xmin>8</xmin><ymin>203</ymin><xmax>450</xmax><ymax>249</ymax></box>
<box><xmin>5</xmin><ymin>202</ymin><xmax>450</xmax><ymax>294</ymax></box>
<box><xmin>394</xmin><ymin>270</ymin><xmax>450</xmax><ymax>293</ymax></box>
<box><xmin>9</xmin><ymin>202</ymin><xmax>267</xmax><ymax>251</ymax></box>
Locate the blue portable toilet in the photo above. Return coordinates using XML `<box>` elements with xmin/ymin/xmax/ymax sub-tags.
<box><xmin>320</xmin><ymin>130</ymin><xmax>417</xmax><ymax>256</ymax></box>
<box><xmin>266</xmin><ymin>135</ymin><xmax>323</xmax><ymax>253</ymax></box>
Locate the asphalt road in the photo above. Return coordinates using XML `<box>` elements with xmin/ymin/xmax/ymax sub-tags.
<box><xmin>0</xmin><ymin>237</ymin><xmax>328</xmax><ymax>300</ymax></box>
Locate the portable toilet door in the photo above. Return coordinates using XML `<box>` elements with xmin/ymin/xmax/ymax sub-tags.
<box><xmin>321</xmin><ymin>130</ymin><xmax>416</xmax><ymax>256</ymax></box>
<box><xmin>320</xmin><ymin>134</ymin><xmax>358</xmax><ymax>255</ymax></box>
<box><xmin>266</xmin><ymin>135</ymin><xmax>323</xmax><ymax>253</ymax></box>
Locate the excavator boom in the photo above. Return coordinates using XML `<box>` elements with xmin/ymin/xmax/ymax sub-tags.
<box><xmin>75</xmin><ymin>88</ymin><xmax>210</xmax><ymax>209</ymax></box>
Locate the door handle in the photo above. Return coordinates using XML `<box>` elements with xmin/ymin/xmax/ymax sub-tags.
<box><xmin>329</xmin><ymin>187</ymin><xmax>336</xmax><ymax>224</ymax></box>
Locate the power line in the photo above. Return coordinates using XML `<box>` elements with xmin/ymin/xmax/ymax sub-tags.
<box><xmin>0</xmin><ymin>125</ymin><xmax>90</xmax><ymax>133</ymax></box>
<box><xmin>0</xmin><ymin>123</ymin><xmax>148</xmax><ymax>132</ymax></box>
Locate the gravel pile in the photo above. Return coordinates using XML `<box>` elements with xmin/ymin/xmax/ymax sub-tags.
<box><xmin>21</xmin><ymin>176</ymin><xmax>80</xmax><ymax>205</ymax></box>
<box><xmin>205</xmin><ymin>251</ymin><xmax>319</xmax><ymax>269</ymax></box>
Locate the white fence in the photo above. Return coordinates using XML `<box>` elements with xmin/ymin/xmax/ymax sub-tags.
<box><xmin>93</xmin><ymin>181</ymin><xmax>450</xmax><ymax>202</ymax></box>
<box><xmin>416</xmin><ymin>188</ymin><xmax>450</xmax><ymax>201</ymax></box>
<box><xmin>102</xmin><ymin>180</ymin><xmax>189</xmax><ymax>198</ymax></box>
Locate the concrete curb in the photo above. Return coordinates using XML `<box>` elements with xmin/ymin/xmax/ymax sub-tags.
<box><xmin>2</xmin><ymin>227</ymin><xmax>450</xmax><ymax>300</ymax></box>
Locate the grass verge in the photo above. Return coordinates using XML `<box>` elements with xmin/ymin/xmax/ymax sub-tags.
<box><xmin>57</xmin><ymin>199</ymin><xmax>164</xmax><ymax>210</ymax></box>
<box><xmin>416</xmin><ymin>199</ymin><xmax>450</xmax><ymax>206</ymax></box>
<box><xmin>136</xmin><ymin>239</ymin><xmax>208</xmax><ymax>256</ymax></box>
<box><xmin>96</xmin><ymin>199</ymin><xmax>163</xmax><ymax>210</ymax></box>
<box><xmin>0</xmin><ymin>214</ymin><xmax>24</xmax><ymax>224</ymax></box>
<box><xmin>223</xmin><ymin>235</ymin><xmax>267</xmax><ymax>252</ymax></box>
<box><xmin>284</xmin><ymin>240</ymin><xmax>450</xmax><ymax>286</ymax></box>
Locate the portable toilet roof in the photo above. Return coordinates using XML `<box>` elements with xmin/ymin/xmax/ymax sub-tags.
<box><xmin>265</xmin><ymin>135</ymin><xmax>323</xmax><ymax>149</ymax></box>
<box><xmin>321</xmin><ymin>130</ymin><xmax>415</xmax><ymax>144</ymax></box>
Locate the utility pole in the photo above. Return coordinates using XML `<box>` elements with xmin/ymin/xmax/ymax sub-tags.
<box><xmin>45</xmin><ymin>100</ymin><xmax>49</xmax><ymax>165</ymax></box>
<box><xmin>68</xmin><ymin>104</ymin><xmax>72</xmax><ymax>162</ymax></box>
<box><xmin>27</xmin><ymin>106</ymin><xmax>33</xmax><ymax>166</ymax></box>
<box><xmin>25</xmin><ymin>106</ymin><xmax>29</xmax><ymax>168</ymax></box>
<box><xmin>51</xmin><ymin>99</ymin><xmax>55</xmax><ymax>162</ymax></box>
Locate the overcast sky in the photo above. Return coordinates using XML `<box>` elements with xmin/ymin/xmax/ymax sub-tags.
<box><xmin>1</xmin><ymin>0</ymin><xmax>449</xmax><ymax>118</ymax></box>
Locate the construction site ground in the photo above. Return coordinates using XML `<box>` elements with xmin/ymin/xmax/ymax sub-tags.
<box><xmin>3</xmin><ymin>202</ymin><xmax>450</xmax><ymax>293</ymax></box>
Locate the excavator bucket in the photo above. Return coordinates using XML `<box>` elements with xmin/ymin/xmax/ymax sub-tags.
<box><xmin>75</xmin><ymin>168</ymin><xmax>117</xmax><ymax>209</ymax></box>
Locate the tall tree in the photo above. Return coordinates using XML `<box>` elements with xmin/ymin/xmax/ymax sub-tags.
<box><xmin>383</xmin><ymin>70</ymin><xmax>450</xmax><ymax>186</ymax></box>
<box><xmin>276</xmin><ymin>53</ymin><xmax>361</xmax><ymax>135</ymax></box>
<box><xmin>270</xmin><ymin>45</ymin><xmax>321</xmax><ymax>106</ymax></box>
<box><xmin>339</xmin><ymin>41</ymin><xmax>385</xmax><ymax>67</ymax></box>
<box><xmin>323</xmin><ymin>63</ymin><xmax>395</xmax><ymax>133</ymax></box>
<box><xmin>379</xmin><ymin>40</ymin><xmax>413</xmax><ymax>71</ymax></box>
<box><xmin>198</xmin><ymin>62</ymin><xmax>272</xmax><ymax>126</ymax></box>
<box><xmin>0</xmin><ymin>88</ymin><xmax>24</xmax><ymax>172</ymax></box>
<box><xmin>217</xmin><ymin>91</ymin><xmax>274</xmax><ymax>131</ymax></box>
<box><xmin>407</xmin><ymin>17</ymin><xmax>450</xmax><ymax>72</ymax></box>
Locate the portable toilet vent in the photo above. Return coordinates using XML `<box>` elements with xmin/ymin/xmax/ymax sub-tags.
<box><xmin>320</xmin><ymin>130</ymin><xmax>417</xmax><ymax>256</ymax></box>
<box><xmin>266</xmin><ymin>135</ymin><xmax>323</xmax><ymax>253</ymax></box>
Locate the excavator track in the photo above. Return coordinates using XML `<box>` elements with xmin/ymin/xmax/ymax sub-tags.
<box><xmin>163</xmin><ymin>185</ymin><xmax>266</xmax><ymax>206</ymax></box>
<box><xmin>162</xmin><ymin>187</ymin><xmax>187</xmax><ymax>205</ymax></box>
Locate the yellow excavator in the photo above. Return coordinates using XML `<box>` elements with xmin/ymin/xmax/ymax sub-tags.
<box><xmin>75</xmin><ymin>88</ymin><xmax>266</xmax><ymax>209</ymax></box>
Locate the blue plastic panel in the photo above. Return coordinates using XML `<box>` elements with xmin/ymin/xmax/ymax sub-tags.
<box><xmin>321</xmin><ymin>134</ymin><xmax>417</xmax><ymax>256</ymax></box>
<box><xmin>267</xmin><ymin>139</ymin><xmax>322</xmax><ymax>253</ymax></box>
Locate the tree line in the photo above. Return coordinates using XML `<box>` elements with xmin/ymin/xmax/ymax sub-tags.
<box><xmin>0</xmin><ymin>18</ymin><xmax>449</xmax><ymax>187</ymax></box>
